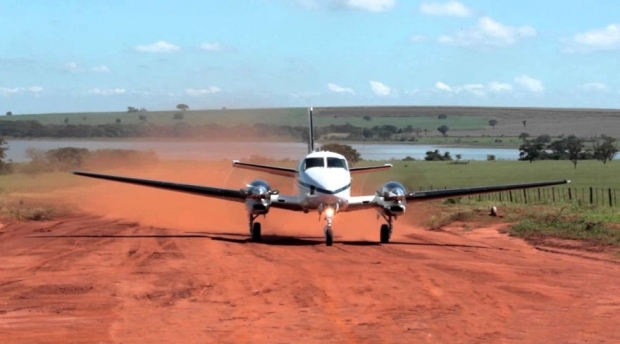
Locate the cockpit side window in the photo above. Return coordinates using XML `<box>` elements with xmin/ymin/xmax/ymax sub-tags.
<box><xmin>326</xmin><ymin>157</ymin><xmax>348</xmax><ymax>170</ymax></box>
<box><xmin>304</xmin><ymin>157</ymin><xmax>324</xmax><ymax>170</ymax></box>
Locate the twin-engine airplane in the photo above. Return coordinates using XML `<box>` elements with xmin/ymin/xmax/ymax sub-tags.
<box><xmin>72</xmin><ymin>107</ymin><xmax>570</xmax><ymax>246</ymax></box>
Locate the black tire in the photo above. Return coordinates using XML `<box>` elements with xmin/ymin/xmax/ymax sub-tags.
<box><xmin>251</xmin><ymin>222</ymin><xmax>262</xmax><ymax>242</ymax></box>
<box><xmin>380</xmin><ymin>224</ymin><xmax>390</xmax><ymax>243</ymax></box>
<box><xmin>325</xmin><ymin>227</ymin><xmax>333</xmax><ymax>246</ymax></box>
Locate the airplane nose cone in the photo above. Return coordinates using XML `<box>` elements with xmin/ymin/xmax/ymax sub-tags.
<box><xmin>305</xmin><ymin>169</ymin><xmax>350</xmax><ymax>193</ymax></box>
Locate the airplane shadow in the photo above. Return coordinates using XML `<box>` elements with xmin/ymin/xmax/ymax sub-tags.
<box><xmin>28</xmin><ymin>232</ymin><xmax>494</xmax><ymax>249</ymax></box>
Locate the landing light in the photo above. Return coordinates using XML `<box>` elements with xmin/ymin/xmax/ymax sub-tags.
<box><xmin>325</xmin><ymin>207</ymin><xmax>335</xmax><ymax>218</ymax></box>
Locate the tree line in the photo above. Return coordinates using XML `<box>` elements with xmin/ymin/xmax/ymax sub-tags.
<box><xmin>518</xmin><ymin>134</ymin><xmax>618</xmax><ymax>168</ymax></box>
<box><xmin>0</xmin><ymin>119</ymin><xmax>434</xmax><ymax>141</ymax></box>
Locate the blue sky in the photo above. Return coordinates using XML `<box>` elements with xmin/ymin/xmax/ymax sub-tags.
<box><xmin>1</xmin><ymin>0</ymin><xmax>620</xmax><ymax>113</ymax></box>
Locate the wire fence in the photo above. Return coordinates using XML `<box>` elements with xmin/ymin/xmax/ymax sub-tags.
<box><xmin>468</xmin><ymin>187</ymin><xmax>618</xmax><ymax>207</ymax></box>
<box><xmin>419</xmin><ymin>186</ymin><xmax>618</xmax><ymax>207</ymax></box>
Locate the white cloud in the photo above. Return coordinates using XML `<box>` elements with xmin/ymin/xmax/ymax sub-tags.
<box><xmin>410</xmin><ymin>34</ymin><xmax>427</xmax><ymax>43</ymax></box>
<box><xmin>420</xmin><ymin>1</ymin><xmax>472</xmax><ymax>17</ymax></box>
<box><xmin>433</xmin><ymin>80</ymin><xmax>516</xmax><ymax>96</ymax></box>
<box><xmin>0</xmin><ymin>87</ymin><xmax>21</xmax><ymax>96</ymax></box>
<box><xmin>581</xmin><ymin>82</ymin><xmax>609</xmax><ymax>92</ymax></box>
<box><xmin>91</xmin><ymin>65</ymin><xmax>111</xmax><ymax>73</ymax></box>
<box><xmin>62</xmin><ymin>61</ymin><xmax>80</xmax><ymax>73</ymax></box>
<box><xmin>200</xmin><ymin>43</ymin><xmax>223</xmax><ymax>52</ymax></box>
<box><xmin>135</xmin><ymin>41</ymin><xmax>180</xmax><ymax>53</ymax></box>
<box><xmin>488</xmin><ymin>81</ymin><xmax>513</xmax><ymax>92</ymax></box>
<box><xmin>0</xmin><ymin>86</ymin><xmax>43</xmax><ymax>96</ymax></box>
<box><xmin>186</xmin><ymin>87</ymin><xmax>221</xmax><ymax>96</ymax></box>
<box><xmin>369</xmin><ymin>80</ymin><xmax>391</xmax><ymax>96</ymax></box>
<box><xmin>342</xmin><ymin>0</ymin><xmax>394</xmax><ymax>12</ymax></box>
<box><xmin>434</xmin><ymin>81</ymin><xmax>453</xmax><ymax>92</ymax></box>
<box><xmin>327</xmin><ymin>83</ymin><xmax>355</xmax><ymax>95</ymax></box>
<box><xmin>462</xmin><ymin>83</ymin><xmax>485</xmax><ymax>97</ymax></box>
<box><xmin>439</xmin><ymin>16</ymin><xmax>536</xmax><ymax>47</ymax></box>
<box><xmin>88</xmin><ymin>88</ymin><xmax>126</xmax><ymax>96</ymax></box>
<box><xmin>514</xmin><ymin>75</ymin><xmax>544</xmax><ymax>93</ymax></box>
<box><xmin>570</xmin><ymin>24</ymin><xmax>620</xmax><ymax>52</ymax></box>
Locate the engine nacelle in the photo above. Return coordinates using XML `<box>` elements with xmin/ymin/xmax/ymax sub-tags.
<box><xmin>378</xmin><ymin>181</ymin><xmax>407</xmax><ymax>216</ymax></box>
<box><xmin>244</xmin><ymin>179</ymin><xmax>276</xmax><ymax>215</ymax></box>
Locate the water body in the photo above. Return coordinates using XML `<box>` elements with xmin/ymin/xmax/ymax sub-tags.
<box><xmin>4</xmin><ymin>139</ymin><xmax>519</xmax><ymax>162</ymax></box>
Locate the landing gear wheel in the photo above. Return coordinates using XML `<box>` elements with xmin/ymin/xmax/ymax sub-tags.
<box><xmin>325</xmin><ymin>227</ymin><xmax>333</xmax><ymax>246</ymax></box>
<box><xmin>251</xmin><ymin>222</ymin><xmax>262</xmax><ymax>242</ymax></box>
<box><xmin>380</xmin><ymin>224</ymin><xmax>391</xmax><ymax>243</ymax></box>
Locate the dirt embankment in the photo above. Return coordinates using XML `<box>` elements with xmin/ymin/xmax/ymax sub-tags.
<box><xmin>1</xmin><ymin>161</ymin><xmax>620</xmax><ymax>343</ymax></box>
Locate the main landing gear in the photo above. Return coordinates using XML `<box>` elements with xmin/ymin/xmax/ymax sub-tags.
<box><xmin>378</xmin><ymin>213</ymin><xmax>394</xmax><ymax>244</ymax></box>
<box><xmin>249</xmin><ymin>214</ymin><xmax>262</xmax><ymax>242</ymax></box>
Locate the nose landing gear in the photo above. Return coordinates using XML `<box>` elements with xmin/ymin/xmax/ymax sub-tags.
<box><xmin>324</xmin><ymin>216</ymin><xmax>333</xmax><ymax>246</ymax></box>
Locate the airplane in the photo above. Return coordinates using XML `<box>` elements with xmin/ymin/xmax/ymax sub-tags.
<box><xmin>71</xmin><ymin>107</ymin><xmax>570</xmax><ymax>246</ymax></box>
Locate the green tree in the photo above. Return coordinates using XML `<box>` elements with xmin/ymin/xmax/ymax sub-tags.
<box><xmin>593</xmin><ymin>135</ymin><xmax>619</xmax><ymax>164</ymax></box>
<box><xmin>424</xmin><ymin>149</ymin><xmax>452</xmax><ymax>161</ymax></box>
<box><xmin>488</xmin><ymin>119</ymin><xmax>498</xmax><ymax>128</ymax></box>
<box><xmin>0</xmin><ymin>137</ymin><xmax>12</xmax><ymax>174</ymax></box>
<box><xmin>320</xmin><ymin>143</ymin><xmax>361</xmax><ymax>165</ymax></box>
<box><xmin>519</xmin><ymin>140</ymin><xmax>545</xmax><ymax>163</ymax></box>
<box><xmin>565</xmin><ymin>135</ymin><xmax>584</xmax><ymax>169</ymax></box>
<box><xmin>176</xmin><ymin>104</ymin><xmax>189</xmax><ymax>111</ymax></box>
<box><xmin>437</xmin><ymin>125</ymin><xmax>449</xmax><ymax>137</ymax></box>
<box><xmin>535</xmin><ymin>134</ymin><xmax>551</xmax><ymax>144</ymax></box>
<box><xmin>6</xmin><ymin>111</ymin><xmax>12</xmax><ymax>116</ymax></box>
<box><xmin>518</xmin><ymin>132</ymin><xmax>530</xmax><ymax>142</ymax></box>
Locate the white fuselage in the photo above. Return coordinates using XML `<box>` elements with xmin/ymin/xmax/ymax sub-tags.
<box><xmin>295</xmin><ymin>151</ymin><xmax>352</xmax><ymax>212</ymax></box>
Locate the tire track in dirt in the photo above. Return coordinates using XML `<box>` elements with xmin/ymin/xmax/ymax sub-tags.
<box><xmin>2</xmin><ymin>213</ymin><xmax>620</xmax><ymax>343</ymax></box>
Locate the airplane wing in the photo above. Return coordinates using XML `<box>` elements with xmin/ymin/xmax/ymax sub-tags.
<box><xmin>232</xmin><ymin>160</ymin><xmax>297</xmax><ymax>177</ymax></box>
<box><xmin>71</xmin><ymin>171</ymin><xmax>248</xmax><ymax>202</ymax></box>
<box><xmin>344</xmin><ymin>179</ymin><xmax>570</xmax><ymax>212</ymax></box>
<box><xmin>405</xmin><ymin>180</ymin><xmax>570</xmax><ymax>202</ymax></box>
<box><xmin>71</xmin><ymin>170</ymin><xmax>307</xmax><ymax>211</ymax></box>
<box><xmin>349</xmin><ymin>164</ymin><xmax>392</xmax><ymax>174</ymax></box>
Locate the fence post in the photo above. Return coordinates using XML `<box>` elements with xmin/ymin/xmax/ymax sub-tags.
<box><xmin>509</xmin><ymin>191</ymin><xmax>513</xmax><ymax>203</ymax></box>
<box><xmin>568</xmin><ymin>188</ymin><xmax>572</xmax><ymax>201</ymax></box>
<box><xmin>609</xmin><ymin>189</ymin><xmax>613</xmax><ymax>207</ymax></box>
<box><xmin>523</xmin><ymin>189</ymin><xmax>527</xmax><ymax>204</ymax></box>
<box><xmin>590</xmin><ymin>187</ymin><xmax>594</xmax><ymax>204</ymax></box>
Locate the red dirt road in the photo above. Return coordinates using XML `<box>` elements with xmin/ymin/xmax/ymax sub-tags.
<box><xmin>2</xmin><ymin>209</ymin><xmax>620</xmax><ymax>343</ymax></box>
<box><xmin>2</xmin><ymin>163</ymin><xmax>620</xmax><ymax>343</ymax></box>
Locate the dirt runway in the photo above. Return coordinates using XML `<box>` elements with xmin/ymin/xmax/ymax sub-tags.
<box><xmin>1</xmin><ymin>163</ymin><xmax>620</xmax><ymax>343</ymax></box>
<box><xmin>2</xmin><ymin>211</ymin><xmax>620</xmax><ymax>343</ymax></box>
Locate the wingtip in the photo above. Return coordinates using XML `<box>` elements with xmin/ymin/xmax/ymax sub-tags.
<box><xmin>566</xmin><ymin>179</ymin><xmax>571</xmax><ymax>184</ymax></box>
<box><xmin>232</xmin><ymin>159</ymin><xmax>240</xmax><ymax>164</ymax></box>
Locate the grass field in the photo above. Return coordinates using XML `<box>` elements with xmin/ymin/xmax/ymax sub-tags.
<box><xmin>7</xmin><ymin>105</ymin><xmax>620</xmax><ymax>138</ymax></box>
<box><xmin>6</xmin><ymin>107</ymin><xmax>489</xmax><ymax>132</ymax></box>
<box><xmin>356</xmin><ymin>159</ymin><xmax>620</xmax><ymax>191</ymax></box>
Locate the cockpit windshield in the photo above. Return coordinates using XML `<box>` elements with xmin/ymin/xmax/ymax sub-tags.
<box><xmin>304</xmin><ymin>157</ymin><xmax>324</xmax><ymax>170</ymax></box>
<box><xmin>327</xmin><ymin>157</ymin><xmax>348</xmax><ymax>170</ymax></box>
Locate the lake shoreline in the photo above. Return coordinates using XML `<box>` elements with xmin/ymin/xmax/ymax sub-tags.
<box><xmin>5</xmin><ymin>139</ymin><xmax>520</xmax><ymax>163</ymax></box>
